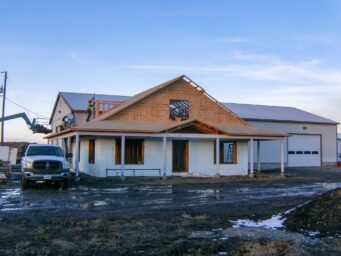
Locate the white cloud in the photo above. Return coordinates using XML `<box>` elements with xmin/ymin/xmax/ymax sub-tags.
<box><xmin>229</xmin><ymin>51</ymin><xmax>278</xmax><ymax>62</ymax></box>
<box><xmin>220</xmin><ymin>37</ymin><xmax>251</xmax><ymax>44</ymax></box>
<box><xmin>295</xmin><ymin>35</ymin><xmax>336</xmax><ymax>46</ymax></box>
<box><xmin>70</xmin><ymin>51</ymin><xmax>85</xmax><ymax>64</ymax></box>
<box><xmin>123</xmin><ymin>56</ymin><xmax>340</xmax><ymax>85</ymax></box>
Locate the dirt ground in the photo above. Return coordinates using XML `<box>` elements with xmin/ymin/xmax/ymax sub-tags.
<box><xmin>0</xmin><ymin>167</ymin><xmax>340</xmax><ymax>255</ymax></box>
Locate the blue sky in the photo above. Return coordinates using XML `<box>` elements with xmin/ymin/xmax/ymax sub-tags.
<box><xmin>0</xmin><ymin>0</ymin><xmax>341</xmax><ymax>142</ymax></box>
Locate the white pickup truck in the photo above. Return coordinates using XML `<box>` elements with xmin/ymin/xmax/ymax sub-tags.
<box><xmin>21</xmin><ymin>144</ymin><xmax>72</xmax><ymax>189</ymax></box>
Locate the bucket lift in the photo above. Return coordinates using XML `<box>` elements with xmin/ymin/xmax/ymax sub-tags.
<box><xmin>0</xmin><ymin>112</ymin><xmax>51</xmax><ymax>134</ymax></box>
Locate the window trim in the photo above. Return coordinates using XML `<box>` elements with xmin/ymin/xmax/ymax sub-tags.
<box><xmin>88</xmin><ymin>139</ymin><xmax>95</xmax><ymax>164</ymax></box>
<box><xmin>214</xmin><ymin>141</ymin><xmax>238</xmax><ymax>164</ymax></box>
<box><xmin>115</xmin><ymin>138</ymin><xmax>144</xmax><ymax>165</ymax></box>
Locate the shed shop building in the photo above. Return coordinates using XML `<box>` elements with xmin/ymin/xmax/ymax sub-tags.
<box><xmin>225</xmin><ymin>103</ymin><xmax>339</xmax><ymax>168</ymax></box>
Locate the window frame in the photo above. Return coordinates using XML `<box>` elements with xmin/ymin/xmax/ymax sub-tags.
<box><xmin>169</xmin><ymin>99</ymin><xmax>189</xmax><ymax>120</ymax></box>
<box><xmin>115</xmin><ymin>138</ymin><xmax>144</xmax><ymax>165</ymax></box>
<box><xmin>88</xmin><ymin>139</ymin><xmax>95</xmax><ymax>164</ymax></box>
<box><xmin>213</xmin><ymin>141</ymin><xmax>238</xmax><ymax>164</ymax></box>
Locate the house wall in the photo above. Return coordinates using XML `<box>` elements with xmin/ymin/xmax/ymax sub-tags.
<box><xmin>78</xmin><ymin>137</ymin><xmax>248</xmax><ymax>177</ymax></box>
<box><xmin>51</xmin><ymin>97</ymin><xmax>88</xmax><ymax>135</ymax></box>
<box><xmin>108</xmin><ymin>79</ymin><xmax>246</xmax><ymax>126</ymax></box>
<box><xmin>337</xmin><ymin>139</ymin><xmax>341</xmax><ymax>162</ymax></box>
<box><xmin>51</xmin><ymin>96</ymin><xmax>72</xmax><ymax>134</ymax></box>
<box><xmin>248</xmin><ymin>121</ymin><xmax>337</xmax><ymax>167</ymax></box>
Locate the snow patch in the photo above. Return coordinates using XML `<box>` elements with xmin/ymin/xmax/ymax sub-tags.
<box><xmin>229</xmin><ymin>202</ymin><xmax>309</xmax><ymax>230</ymax></box>
<box><xmin>230</xmin><ymin>214</ymin><xmax>285</xmax><ymax>229</ymax></box>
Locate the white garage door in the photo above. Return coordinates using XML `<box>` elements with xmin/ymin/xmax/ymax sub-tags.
<box><xmin>288</xmin><ymin>135</ymin><xmax>321</xmax><ymax>167</ymax></box>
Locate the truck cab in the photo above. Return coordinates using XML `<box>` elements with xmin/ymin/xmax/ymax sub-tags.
<box><xmin>21</xmin><ymin>144</ymin><xmax>72</xmax><ymax>189</ymax></box>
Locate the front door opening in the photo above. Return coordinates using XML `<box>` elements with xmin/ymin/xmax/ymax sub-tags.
<box><xmin>172</xmin><ymin>140</ymin><xmax>188</xmax><ymax>172</ymax></box>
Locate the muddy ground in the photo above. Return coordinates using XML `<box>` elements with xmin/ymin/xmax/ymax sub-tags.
<box><xmin>0</xmin><ymin>167</ymin><xmax>340</xmax><ymax>255</ymax></box>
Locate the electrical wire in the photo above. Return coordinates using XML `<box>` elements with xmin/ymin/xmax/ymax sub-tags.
<box><xmin>6</xmin><ymin>97</ymin><xmax>49</xmax><ymax>119</ymax></box>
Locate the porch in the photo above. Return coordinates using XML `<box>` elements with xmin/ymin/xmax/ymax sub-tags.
<box><xmin>48</xmin><ymin>132</ymin><xmax>286</xmax><ymax>178</ymax></box>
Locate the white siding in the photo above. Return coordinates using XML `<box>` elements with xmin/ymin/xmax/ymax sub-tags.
<box><xmin>249</xmin><ymin>121</ymin><xmax>337</xmax><ymax>166</ymax></box>
<box><xmin>79</xmin><ymin>138</ymin><xmax>249</xmax><ymax>177</ymax></box>
<box><xmin>51</xmin><ymin>97</ymin><xmax>72</xmax><ymax>133</ymax></box>
<box><xmin>338</xmin><ymin>140</ymin><xmax>341</xmax><ymax>162</ymax></box>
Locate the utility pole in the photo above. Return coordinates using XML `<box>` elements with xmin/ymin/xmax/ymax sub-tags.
<box><xmin>0</xmin><ymin>71</ymin><xmax>7</xmax><ymax>145</ymax></box>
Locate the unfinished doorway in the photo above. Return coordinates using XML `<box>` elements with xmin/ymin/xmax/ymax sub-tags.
<box><xmin>172</xmin><ymin>140</ymin><xmax>189</xmax><ymax>172</ymax></box>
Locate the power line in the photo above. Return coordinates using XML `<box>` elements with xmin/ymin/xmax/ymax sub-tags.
<box><xmin>6</xmin><ymin>97</ymin><xmax>49</xmax><ymax>119</ymax></box>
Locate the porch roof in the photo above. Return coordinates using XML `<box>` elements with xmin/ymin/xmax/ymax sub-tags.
<box><xmin>45</xmin><ymin>118</ymin><xmax>286</xmax><ymax>139</ymax></box>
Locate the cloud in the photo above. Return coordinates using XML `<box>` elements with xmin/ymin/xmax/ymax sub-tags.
<box><xmin>70</xmin><ymin>51</ymin><xmax>85</xmax><ymax>64</ymax></box>
<box><xmin>220</xmin><ymin>37</ymin><xmax>251</xmax><ymax>44</ymax></box>
<box><xmin>123</xmin><ymin>55</ymin><xmax>340</xmax><ymax>85</ymax></box>
<box><xmin>295</xmin><ymin>35</ymin><xmax>336</xmax><ymax>46</ymax></box>
<box><xmin>229</xmin><ymin>50</ymin><xmax>279</xmax><ymax>62</ymax></box>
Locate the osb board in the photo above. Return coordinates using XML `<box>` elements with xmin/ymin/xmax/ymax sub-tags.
<box><xmin>107</xmin><ymin>79</ymin><xmax>245</xmax><ymax>126</ymax></box>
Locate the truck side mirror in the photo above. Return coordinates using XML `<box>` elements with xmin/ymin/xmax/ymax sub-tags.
<box><xmin>65</xmin><ymin>153</ymin><xmax>73</xmax><ymax>158</ymax></box>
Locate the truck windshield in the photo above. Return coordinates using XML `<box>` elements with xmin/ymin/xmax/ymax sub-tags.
<box><xmin>26</xmin><ymin>146</ymin><xmax>64</xmax><ymax>157</ymax></box>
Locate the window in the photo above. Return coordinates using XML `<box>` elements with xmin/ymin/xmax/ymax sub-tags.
<box><xmin>288</xmin><ymin>151</ymin><xmax>295</xmax><ymax>154</ymax></box>
<box><xmin>304</xmin><ymin>151</ymin><xmax>311</xmax><ymax>154</ymax></box>
<box><xmin>296</xmin><ymin>151</ymin><xmax>303</xmax><ymax>155</ymax></box>
<box><xmin>214</xmin><ymin>141</ymin><xmax>237</xmax><ymax>164</ymax></box>
<box><xmin>169</xmin><ymin>100</ymin><xmax>189</xmax><ymax>120</ymax></box>
<box><xmin>88</xmin><ymin>139</ymin><xmax>95</xmax><ymax>164</ymax></box>
<box><xmin>115</xmin><ymin>138</ymin><xmax>144</xmax><ymax>164</ymax></box>
<box><xmin>27</xmin><ymin>146</ymin><xmax>64</xmax><ymax>157</ymax></box>
<box><xmin>312</xmin><ymin>151</ymin><xmax>319</xmax><ymax>155</ymax></box>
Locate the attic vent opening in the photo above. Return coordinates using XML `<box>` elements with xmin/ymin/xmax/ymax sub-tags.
<box><xmin>170</xmin><ymin>100</ymin><xmax>189</xmax><ymax>121</ymax></box>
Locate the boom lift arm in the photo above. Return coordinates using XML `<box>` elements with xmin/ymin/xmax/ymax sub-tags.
<box><xmin>0</xmin><ymin>112</ymin><xmax>51</xmax><ymax>134</ymax></box>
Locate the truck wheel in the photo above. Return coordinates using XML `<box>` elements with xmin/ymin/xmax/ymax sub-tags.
<box><xmin>21</xmin><ymin>178</ymin><xmax>29</xmax><ymax>189</ymax></box>
<box><xmin>60</xmin><ymin>181</ymin><xmax>69</xmax><ymax>189</ymax></box>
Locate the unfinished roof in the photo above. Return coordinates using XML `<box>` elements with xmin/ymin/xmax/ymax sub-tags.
<box><xmin>224</xmin><ymin>103</ymin><xmax>338</xmax><ymax>125</ymax></box>
<box><xmin>60</xmin><ymin>92</ymin><xmax>129</xmax><ymax>111</ymax></box>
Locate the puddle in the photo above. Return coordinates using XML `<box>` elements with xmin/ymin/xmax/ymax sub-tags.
<box><xmin>93</xmin><ymin>201</ymin><xmax>108</xmax><ymax>206</ymax></box>
<box><xmin>102</xmin><ymin>188</ymin><xmax>128</xmax><ymax>193</ymax></box>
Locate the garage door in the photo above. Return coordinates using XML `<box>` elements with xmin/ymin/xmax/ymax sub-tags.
<box><xmin>288</xmin><ymin>135</ymin><xmax>321</xmax><ymax>167</ymax></box>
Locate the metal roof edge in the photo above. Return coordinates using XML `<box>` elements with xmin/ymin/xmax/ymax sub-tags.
<box><xmin>244</xmin><ymin>118</ymin><xmax>339</xmax><ymax>125</ymax></box>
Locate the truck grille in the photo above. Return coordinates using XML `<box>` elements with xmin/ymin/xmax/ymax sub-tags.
<box><xmin>33</xmin><ymin>161</ymin><xmax>61</xmax><ymax>170</ymax></box>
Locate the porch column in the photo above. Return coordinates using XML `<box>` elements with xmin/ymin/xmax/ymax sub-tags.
<box><xmin>257</xmin><ymin>140</ymin><xmax>261</xmax><ymax>173</ymax></box>
<box><xmin>249</xmin><ymin>138</ymin><xmax>254</xmax><ymax>177</ymax></box>
<box><xmin>215</xmin><ymin>137</ymin><xmax>220</xmax><ymax>178</ymax></box>
<box><xmin>280</xmin><ymin>138</ymin><xmax>285</xmax><ymax>176</ymax></box>
<box><xmin>75</xmin><ymin>133</ymin><xmax>80</xmax><ymax>177</ymax></box>
<box><xmin>67</xmin><ymin>136</ymin><xmax>71</xmax><ymax>164</ymax></box>
<box><xmin>121</xmin><ymin>135</ymin><xmax>125</xmax><ymax>178</ymax></box>
<box><xmin>162</xmin><ymin>135</ymin><xmax>167</xmax><ymax>179</ymax></box>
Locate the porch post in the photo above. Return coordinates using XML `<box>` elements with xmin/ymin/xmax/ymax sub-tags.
<box><xmin>215</xmin><ymin>137</ymin><xmax>220</xmax><ymax>178</ymax></box>
<box><xmin>162</xmin><ymin>135</ymin><xmax>167</xmax><ymax>179</ymax></box>
<box><xmin>121</xmin><ymin>135</ymin><xmax>125</xmax><ymax>179</ymax></box>
<box><xmin>75</xmin><ymin>133</ymin><xmax>80</xmax><ymax>177</ymax></box>
<box><xmin>257</xmin><ymin>140</ymin><xmax>261</xmax><ymax>173</ymax></box>
<box><xmin>249</xmin><ymin>138</ymin><xmax>254</xmax><ymax>177</ymax></box>
<box><xmin>67</xmin><ymin>136</ymin><xmax>71</xmax><ymax>164</ymax></box>
<box><xmin>280</xmin><ymin>138</ymin><xmax>285</xmax><ymax>176</ymax></box>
